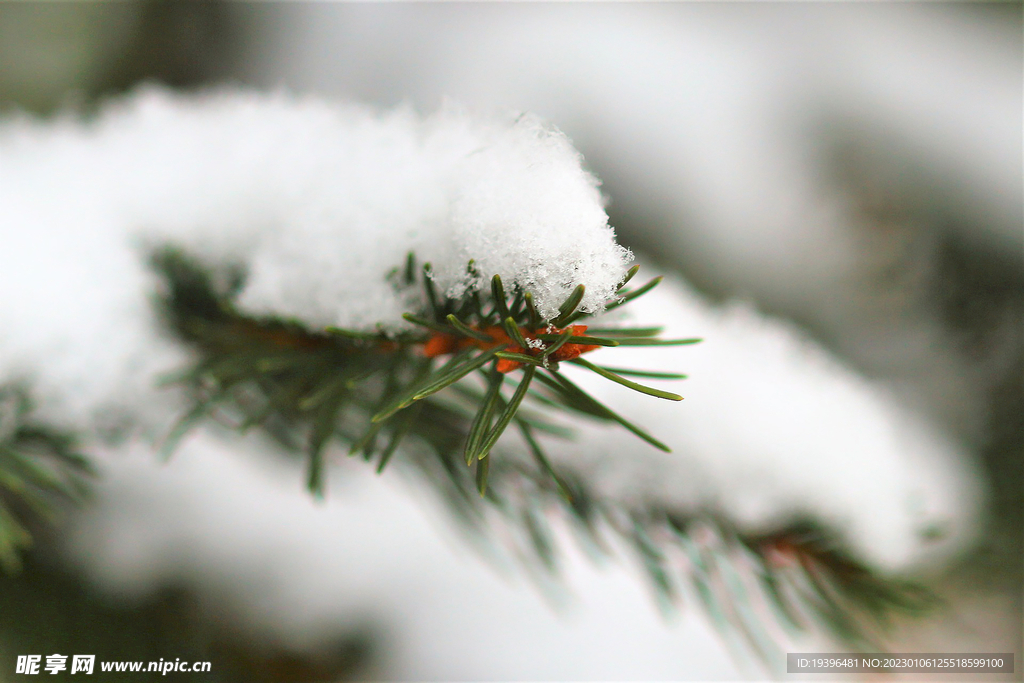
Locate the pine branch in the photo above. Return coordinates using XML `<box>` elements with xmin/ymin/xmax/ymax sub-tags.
<box><xmin>152</xmin><ymin>247</ymin><xmax>692</xmax><ymax>497</ymax></box>
<box><xmin>450</xmin><ymin>454</ymin><xmax>938</xmax><ymax>671</ymax></box>
<box><xmin>0</xmin><ymin>385</ymin><xmax>94</xmax><ymax>572</ymax></box>
<box><xmin>151</xmin><ymin>246</ymin><xmax>934</xmax><ymax>666</ymax></box>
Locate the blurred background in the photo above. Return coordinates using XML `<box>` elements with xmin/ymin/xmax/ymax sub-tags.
<box><xmin>0</xmin><ymin>2</ymin><xmax>1020</xmax><ymax>681</ymax></box>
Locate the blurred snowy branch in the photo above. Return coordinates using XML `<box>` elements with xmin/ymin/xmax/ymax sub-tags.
<box><xmin>0</xmin><ymin>4</ymin><xmax>1018</xmax><ymax>678</ymax></box>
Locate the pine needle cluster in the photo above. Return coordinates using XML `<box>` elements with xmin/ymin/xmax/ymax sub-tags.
<box><xmin>152</xmin><ymin>247</ymin><xmax>695</xmax><ymax>497</ymax></box>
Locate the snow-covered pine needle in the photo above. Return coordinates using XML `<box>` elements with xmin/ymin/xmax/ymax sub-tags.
<box><xmin>154</xmin><ymin>249</ymin><xmax>690</xmax><ymax>496</ymax></box>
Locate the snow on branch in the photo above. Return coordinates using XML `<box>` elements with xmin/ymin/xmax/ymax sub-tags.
<box><xmin>66</xmin><ymin>88</ymin><xmax>627</xmax><ymax>326</ymax></box>
<box><xmin>0</xmin><ymin>87</ymin><xmax>628</xmax><ymax>424</ymax></box>
<box><xmin>0</xmin><ymin>86</ymin><xmax>982</xmax><ymax>595</ymax></box>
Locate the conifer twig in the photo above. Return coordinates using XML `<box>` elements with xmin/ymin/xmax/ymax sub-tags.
<box><xmin>153</xmin><ymin>248</ymin><xmax>693</xmax><ymax>495</ymax></box>
<box><xmin>150</xmin><ymin>247</ymin><xmax>935</xmax><ymax>665</ymax></box>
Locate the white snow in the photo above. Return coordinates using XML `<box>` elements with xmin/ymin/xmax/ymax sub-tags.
<box><xmin>0</xmin><ymin>87</ymin><xmax>628</xmax><ymax>426</ymax></box>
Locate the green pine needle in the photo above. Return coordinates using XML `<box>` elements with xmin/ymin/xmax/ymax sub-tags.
<box><xmin>503</xmin><ymin>316</ymin><xmax>530</xmax><ymax>349</ymax></box>
<box><xmin>377</xmin><ymin>402</ymin><xmax>422</xmax><ymax>474</ymax></box>
<box><xmin>590</xmin><ymin>366</ymin><xmax>688</xmax><ymax>380</ymax></box>
<box><xmin>571</xmin><ymin>358</ymin><xmax>684</xmax><ymax>401</ymax></box>
<box><xmin>584</xmin><ymin>326</ymin><xmax>664</xmax><ymax>337</ymax></box>
<box><xmin>402</xmin><ymin>312</ymin><xmax>454</xmax><ymax>335</ymax></box>
<box><xmin>516</xmin><ymin>421</ymin><xmax>572</xmax><ymax>503</ymax></box>
<box><xmin>491</xmin><ymin>274</ymin><xmax>511</xmax><ymax>320</ymax></box>
<box><xmin>410</xmin><ymin>347</ymin><xmax>506</xmax><ymax>402</ymax></box>
<box><xmin>540</xmin><ymin>370</ymin><xmax>672</xmax><ymax>452</ymax></box>
<box><xmin>605</xmin><ymin>276</ymin><xmax>663</xmax><ymax>313</ymax></box>
<box><xmin>0</xmin><ymin>385</ymin><xmax>93</xmax><ymax>573</ymax></box>
<box><xmin>540</xmin><ymin>327</ymin><xmax>574</xmax><ymax>360</ymax></box>
<box><xmin>476</xmin><ymin>365</ymin><xmax>536</xmax><ymax>461</ymax></box>
<box><xmin>524</xmin><ymin>291</ymin><xmax>541</xmax><ymax>330</ymax></box>
<box><xmin>371</xmin><ymin>348</ymin><xmax>476</xmax><ymax>422</ymax></box>
<box><xmin>533</xmin><ymin>333</ymin><xmax>619</xmax><ymax>347</ymax></box>
<box><xmin>618</xmin><ymin>264</ymin><xmax>641</xmax><ymax>290</ymax></box>
<box><xmin>422</xmin><ymin>263</ymin><xmax>441</xmax><ymax>315</ymax></box>
<box><xmin>550</xmin><ymin>284</ymin><xmax>586</xmax><ymax>327</ymax></box>
<box><xmin>611</xmin><ymin>337</ymin><xmax>702</xmax><ymax>346</ymax></box>
<box><xmin>447</xmin><ymin>314</ymin><xmax>495</xmax><ymax>342</ymax></box>
<box><xmin>465</xmin><ymin>370</ymin><xmax>504</xmax><ymax>464</ymax></box>
<box><xmin>474</xmin><ymin>447</ymin><xmax>491</xmax><ymax>496</ymax></box>
<box><xmin>494</xmin><ymin>351</ymin><xmax>545</xmax><ymax>367</ymax></box>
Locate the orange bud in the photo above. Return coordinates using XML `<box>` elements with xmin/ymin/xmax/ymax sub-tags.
<box><xmin>549</xmin><ymin>324</ymin><xmax>599</xmax><ymax>361</ymax></box>
<box><xmin>423</xmin><ymin>333</ymin><xmax>459</xmax><ymax>357</ymax></box>
<box><xmin>496</xmin><ymin>345</ymin><xmax>525</xmax><ymax>374</ymax></box>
